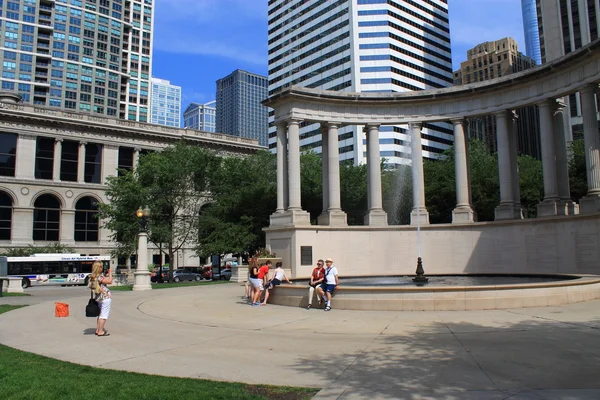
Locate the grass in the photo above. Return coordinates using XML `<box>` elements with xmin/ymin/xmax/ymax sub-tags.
<box><xmin>0</xmin><ymin>306</ymin><xmax>318</xmax><ymax>400</ymax></box>
<box><xmin>0</xmin><ymin>304</ymin><xmax>26</xmax><ymax>313</ymax></box>
<box><xmin>0</xmin><ymin>292</ymin><xmax>30</xmax><ymax>297</ymax></box>
<box><xmin>110</xmin><ymin>280</ymin><xmax>231</xmax><ymax>291</ymax></box>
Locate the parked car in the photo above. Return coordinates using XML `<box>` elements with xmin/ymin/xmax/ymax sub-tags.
<box><xmin>172</xmin><ymin>269</ymin><xmax>202</xmax><ymax>283</ymax></box>
<box><xmin>182</xmin><ymin>266</ymin><xmax>212</xmax><ymax>280</ymax></box>
<box><xmin>213</xmin><ymin>268</ymin><xmax>232</xmax><ymax>281</ymax></box>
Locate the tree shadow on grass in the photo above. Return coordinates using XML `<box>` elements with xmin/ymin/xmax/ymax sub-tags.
<box><xmin>290</xmin><ymin>317</ymin><xmax>600</xmax><ymax>399</ymax></box>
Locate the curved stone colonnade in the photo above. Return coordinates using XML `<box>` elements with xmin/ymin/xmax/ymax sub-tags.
<box><xmin>263</xmin><ymin>40</ymin><xmax>600</xmax><ymax>277</ymax></box>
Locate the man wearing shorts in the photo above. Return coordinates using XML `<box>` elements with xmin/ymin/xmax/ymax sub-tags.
<box><xmin>257</xmin><ymin>260</ymin><xmax>272</xmax><ymax>301</ymax></box>
<box><xmin>316</xmin><ymin>258</ymin><xmax>338</xmax><ymax>311</ymax></box>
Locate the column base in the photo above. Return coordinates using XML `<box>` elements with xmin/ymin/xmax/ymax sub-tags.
<box><xmin>2</xmin><ymin>277</ymin><xmax>24</xmax><ymax>293</ymax></box>
<box><xmin>579</xmin><ymin>193</ymin><xmax>600</xmax><ymax>214</ymax></box>
<box><xmin>132</xmin><ymin>270</ymin><xmax>152</xmax><ymax>291</ymax></box>
<box><xmin>537</xmin><ymin>198</ymin><xmax>560</xmax><ymax>217</ymax></box>
<box><xmin>364</xmin><ymin>209</ymin><xmax>388</xmax><ymax>226</ymax></box>
<box><xmin>452</xmin><ymin>206</ymin><xmax>477</xmax><ymax>223</ymax></box>
<box><xmin>495</xmin><ymin>203</ymin><xmax>523</xmax><ymax>220</ymax></box>
<box><xmin>269</xmin><ymin>209</ymin><xmax>311</xmax><ymax>227</ymax></box>
<box><xmin>410</xmin><ymin>208</ymin><xmax>430</xmax><ymax>226</ymax></box>
<box><xmin>317</xmin><ymin>210</ymin><xmax>348</xmax><ymax>226</ymax></box>
<box><xmin>230</xmin><ymin>265</ymin><xmax>248</xmax><ymax>283</ymax></box>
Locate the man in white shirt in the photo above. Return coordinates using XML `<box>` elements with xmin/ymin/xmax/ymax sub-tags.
<box><xmin>316</xmin><ymin>257</ymin><xmax>338</xmax><ymax>311</ymax></box>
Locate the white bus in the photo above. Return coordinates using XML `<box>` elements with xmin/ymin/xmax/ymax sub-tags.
<box><xmin>2</xmin><ymin>254</ymin><xmax>111</xmax><ymax>288</ymax></box>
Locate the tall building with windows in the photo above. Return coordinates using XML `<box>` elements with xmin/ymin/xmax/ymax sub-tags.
<box><xmin>0</xmin><ymin>0</ymin><xmax>154</xmax><ymax>122</ymax></box>
<box><xmin>216</xmin><ymin>69</ymin><xmax>269</xmax><ymax>146</ymax></box>
<box><xmin>521</xmin><ymin>0</ymin><xmax>541</xmax><ymax>65</ymax></box>
<box><xmin>537</xmin><ymin>0</ymin><xmax>599</xmax><ymax>139</ymax></box>
<box><xmin>183</xmin><ymin>100</ymin><xmax>216</xmax><ymax>132</ymax></box>
<box><xmin>453</xmin><ymin>38</ymin><xmax>540</xmax><ymax>158</ymax></box>
<box><xmin>267</xmin><ymin>0</ymin><xmax>454</xmax><ymax>166</ymax></box>
<box><xmin>150</xmin><ymin>78</ymin><xmax>181</xmax><ymax>128</ymax></box>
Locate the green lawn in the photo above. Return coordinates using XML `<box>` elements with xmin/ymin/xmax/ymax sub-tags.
<box><xmin>110</xmin><ymin>280</ymin><xmax>232</xmax><ymax>291</ymax></box>
<box><xmin>0</xmin><ymin>306</ymin><xmax>318</xmax><ymax>400</ymax></box>
<box><xmin>0</xmin><ymin>292</ymin><xmax>30</xmax><ymax>297</ymax></box>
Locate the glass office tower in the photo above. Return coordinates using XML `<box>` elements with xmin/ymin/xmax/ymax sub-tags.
<box><xmin>183</xmin><ymin>100</ymin><xmax>216</xmax><ymax>132</ymax></box>
<box><xmin>267</xmin><ymin>0</ymin><xmax>454</xmax><ymax>166</ymax></box>
<box><xmin>0</xmin><ymin>0</ymin><xmax>154</xmax><ymax>121</ymax></box>
<box><xmin>521</xmin><ymin>0</ymin><xmax>541</xmax><ymax>65</ymax></box>
<box><xmin>216</xmin><ymin>69</ymin><xmax>269</xmax><ymax>146</ymax></box>
<box><xmin>150</xmin><ymin>77</ymin><xmax>181</xmax><ymax>128</ymax></box>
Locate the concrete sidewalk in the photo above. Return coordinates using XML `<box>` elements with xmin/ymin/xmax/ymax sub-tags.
<box><xmin>1</xmin><ymin>283</ymin><xmax>600</xmax><ymax>399</ymax></box>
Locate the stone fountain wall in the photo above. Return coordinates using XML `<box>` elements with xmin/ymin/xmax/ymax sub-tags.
<box><xmin>265</xmin><ymin>214</ymin><xmax>600</xmax><ymax>278</ymax></box>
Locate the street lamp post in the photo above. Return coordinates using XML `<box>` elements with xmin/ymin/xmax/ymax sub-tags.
<box><xmin>132</xmin><ymin>206</ymin><xmax>152</xmax><ymax>291</ymax></box>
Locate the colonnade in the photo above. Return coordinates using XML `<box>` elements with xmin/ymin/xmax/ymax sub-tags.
<box><xmin>271</xmin><ymin>85</ymin><xmax>600</xmax><ymax>227</ymax></box>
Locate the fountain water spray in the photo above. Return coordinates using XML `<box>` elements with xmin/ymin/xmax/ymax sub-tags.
<box><xmin>413</xmin><ymin>166</ymin><xmax>428</xmax><ymax>284</ymax></box>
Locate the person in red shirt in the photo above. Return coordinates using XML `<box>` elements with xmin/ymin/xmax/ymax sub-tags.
<box><xmin>253</xmin><ymin>260</ymin><xmax>271</xmax><ymax>304</ymax></box>
<box><xmin>306</xmin><ymin>259</ymin><xmax>325</xmax><ymax>309</ymax></box>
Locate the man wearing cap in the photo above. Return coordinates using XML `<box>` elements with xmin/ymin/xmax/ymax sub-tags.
<box><xmin>316</xmin><ymin>258</ymin><xmax>338</xmax><ymax>311</ymax></box>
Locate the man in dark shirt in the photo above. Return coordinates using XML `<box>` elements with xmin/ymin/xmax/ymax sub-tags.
<box><xmin>306</xmin><ymin>259</ymin><xmax>325</xmax><ymax>309</ymax></box>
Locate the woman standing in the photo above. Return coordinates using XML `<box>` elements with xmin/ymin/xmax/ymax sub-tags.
<box><xmin>248</xmin><ymin>256</ymin><xmax>262</xmax><ymax>306</ymax></box>
<box><xmin>89</xmin><ymin>261</ymin><xmax>112</xmax><ymax>336</ymax></box>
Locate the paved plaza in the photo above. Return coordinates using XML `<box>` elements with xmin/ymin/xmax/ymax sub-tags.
<box><xmin>1</xmin><ymin>283</ymin><xmax>600</xmax><ymax>399</ymax></box>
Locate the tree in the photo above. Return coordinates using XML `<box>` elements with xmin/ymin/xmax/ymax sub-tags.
<box><xmin>2</xmin><ymin>243</ymin><xmax>75</xmax><ymax>257</ymax></box>
<box><xmin>517</xmin><ymin>154</ymin><xmax>544</xmax><ymax>217</ymax></box>
<box><xmin>339</xmin><ymin>160</ymin><xmax>369</xmax><ymax>225</ymax></box>
<box><xmin>100</xmin><ymin>142</ymin><xmax>217</xmax><ymax>277</ymax></box>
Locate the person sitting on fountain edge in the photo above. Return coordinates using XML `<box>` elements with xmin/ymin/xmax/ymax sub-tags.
<box><xmin>316</xmin><ymin>258</ymin><xmax>338</xmax><ymax>312</ymax></box>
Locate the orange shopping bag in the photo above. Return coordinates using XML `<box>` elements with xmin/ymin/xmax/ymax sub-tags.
<box><xmin>55</xmin><ymin>302</ymin><xmax>69</xmax><ymax>317</ymax></box>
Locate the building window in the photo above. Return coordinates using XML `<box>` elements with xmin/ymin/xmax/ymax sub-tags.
<box><xmin>35</xmin><ymin>137</ymin><xmax>55</xmax><ymax>180</ymax></box>
<box><xmin>84</xmin><ymin>143</ymin><xmax>103</xmax><ymax>183</ymax></box>
<box><xmin>118</xmin><ymin>146</ymin><xmax>134</xmax><ymax>176</ymax></box>
<box><xmin>0</xmin><ymin>191</ymin><xmax>12</xmax><ymax>240</ymax></box>
<box><xmin>0</xmin><ymin>132</ymin><xmax>17</xmax><ymax>177</ymax></box>
<box><xmin>33</xmin><ymin>194</ymin><xmax>60</xmax><ymax>241</ymax></box>
<box><xmin>60</xmin><ymin>140</ymin><xmax>79</xmax><ymax>182</ymax></box>
<box><xmin>74</xmin><ymin>196</ymin><xmax>99</xmax><ymax>242</ymax></box>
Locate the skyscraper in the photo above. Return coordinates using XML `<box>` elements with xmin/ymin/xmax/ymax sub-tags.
<box><xmin>267</xmin><ymin>0</ymin><xmax>454</xmax><ymax>166</ymax></box>
<box><xmin>521</xmin><ymin>0</ymin><xmax>542</xmax><ymax>65</ymax></box>
<box><xmin>453</xmin><ymin>38</ymin><xmax>540</xmax><ymax>158</ymax></box>
<box><xmin>216</xmin><ymin>69</ymin><xmax>269</xmax><ymax>146</ymax></box>
<box><xmin>150</xmin><ymin>78</ymin><xmax>181</xmax><ymax>128</ymax></box>
<box><xmin>0</xmin><ymin>0</ymin><xmax>154</xmax><ymax>121</ymax></box>
<box><xmin>537</xmin><ymin>0</ymin><xmax>599</xmax><ymax>139</ymax></box>
<box><xmin>183</xmin><ymin>101</ymin><xmax>216</xmax><ymax>132</ymax></box>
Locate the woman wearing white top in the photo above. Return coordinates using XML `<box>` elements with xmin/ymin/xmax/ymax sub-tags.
<box><xmin>261</xmin><ymin>262</ymin><xmax>292</xmax><ymax>305</ymax></box>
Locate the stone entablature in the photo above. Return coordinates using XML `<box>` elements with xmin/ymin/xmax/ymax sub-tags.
<box><xmin>0</xmin><ymin>102</ymin><xmax>263</xmax><ymax>154</ymax></box>
<box><xmin>265</xmin><ymin>40</ymin><xmax>600</xmax><ymax>125</ymax></box>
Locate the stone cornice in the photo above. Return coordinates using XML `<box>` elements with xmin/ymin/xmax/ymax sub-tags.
<box><xmin>0</xmin><ymin>104</ymin><xmax>264</xmax><ymax>154</ymax></box>
<box><xmin>265</xmin><ymin>39</ymin><xmax>600</xmax><ymax>125</ymax></box>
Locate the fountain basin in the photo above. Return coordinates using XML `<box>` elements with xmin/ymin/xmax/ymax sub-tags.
<box><xmin>268</xmin><ymin>274</ymin><xmax>600</xmax><ymax>311</ymax></box>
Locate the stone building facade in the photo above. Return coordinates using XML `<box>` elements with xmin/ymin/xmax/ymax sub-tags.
<box><xmin>0</xmin><ymin>93</ymin><xmax>262</xmax><ymax>268</ymax></box>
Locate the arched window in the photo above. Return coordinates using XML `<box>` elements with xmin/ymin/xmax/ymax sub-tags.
<box><xmin>74</xmin><ymin>196</ymin><xmax>99</xmax><ymax>242</ymax></box>
<box><xmin>0</xmin><ymin>191</ymin><xmax>13</xmax><ymax>240</ymax></box>
<box><xmin>33</xmin><ymin>194</ymin><xmax>60</xmax><ymax>241</ymax></box>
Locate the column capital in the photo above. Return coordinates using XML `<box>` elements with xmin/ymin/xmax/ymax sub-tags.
<box><xmin>580</xmin><ymin>83</ymin><xmax>597</xmax><ymax>95</ymax></box>
<box><xmin>55</xmin><ymin>137</ymin><xmax>63</xmax><ymax>143</ymax></box>
<box><xmin>134</xmin><ymin>147</ymin><xmax>142</xmax><ymax>152</ymax></box>
<box><xmin>363</xmin><ymin>124</ymin><xmax>380</xmax><ymax>133</ymax></box>
<box><xmin>79</xmin><ymin>141</ymin><xmax>87</xmax><ymax>146</ymax></box>
<box><xmin>552</xmin><ymin>98</ymin><xmax>567</xmax><ymax>114</ymax></box>
<box><xmin>449</xmin><ymin>118</ymin><xmax>465</xmax><ymax>125</ymax></box>
<box><xmin>286</xmin><ymin>118</ymin><xmax>302</xmax><ymax>127</ymax></box>
<box><xmin>535</xmin><ymin>98</ymin><xmax>554</xmax><ymax>108</ymax></box>
<box><xmin>408</xmin><ymin>122</ymin><xmax>422</xmax><ymax>131</ymax></box>
<box><xmin>493</xmin><ymin>109</ymin><xmax>511</xmax><ymax>118</ymax></box>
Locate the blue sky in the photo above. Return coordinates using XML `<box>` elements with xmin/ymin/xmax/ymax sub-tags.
<box><xmin>151</xmin><ymin>0</ymin><xmax>526</xmax><ymax>109</ymax></box>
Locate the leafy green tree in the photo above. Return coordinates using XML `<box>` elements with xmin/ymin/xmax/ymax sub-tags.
<box><xmin>423</xmin><ymin>149</ymin><xmax>456</xmax><ymax>223</ymax></box>
<box><xmin>300</xmin><ymin>152</ymin><xmax>324</xmax><ymax>223</ymax></box>
<box><xmin>197</xmin><ymin>150</ymin><xmax>276</xmax><ymax>256</ymax></box>
<box><xmin>340</xmin><ymin>160</ymin><xmax>369</xmax><ymax>225</ymax></box>
<box><xmin>568</xmin><ymin>138</ymin><xmax>587</xmax><ymax>201</ymax></box>
<box><xmin>517</xmin><ymin>154</ymin><xmax>544</xmax><ymax>218</ymax></box>
<box><xmin>468</xmin><ymin>139</ymin><xmax>500</xmax><ymax>221</ymax></box>
<box><xmin>100</xmin><ymin>142</ymin><xmax>217</xmax><ymax>277</ymax></box>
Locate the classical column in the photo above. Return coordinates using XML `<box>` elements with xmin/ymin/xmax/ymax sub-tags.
<box><xmin>77</xmin><ymin>141</ymin><xmax>86</xmax><ymax>183</ymax></box>
<box><xmin>450</xmin><ymin>118</ymin><xmax>476</xmax><ymax>223</ymax></box>
<box><xmin>494</xmin><ymin>111</ymin><xmax>521</xmax><ymax>220</ymax></box>
<box><xmin>409</xmin><ymin>122</ymin><xmax>429</xmax><ymax>225</ymax></box>
<box><xmin>15</xmin><ymin>133</ymin><xmax>36</xmax><ymax>179</ymax></box>
<box><xmin>53</xmin><ymin>138</ymin><xmax>62</xmax><ymax>181</ymax></box>
<box><xmin>578</xmin><ymin>85</ymin><xmax>600</xmax><ymax>214</ymax></box>
<box><xmin>552</xmin><ymin>100</ymin><xmax>577</xmax><ymax>215</ymax></box>
<box><xmin>319</xmin><ymin>125</ymin><xmax>329</xmax><ymax>219</ymax></box>
<box><xmin>319</xmin><ymin>124</ymin><xmax>347</xmax><ymax>226</ymax></box>
<box><xmin>270</xmin><ymin>119</ymin><xmax>310</xmax><ymax>226</ymax></box>
<box><xmin>275</xmin><ymin>122</ymin><xmax>287</xmax><ymax>213</ymax></box>
<box><xmin>508</xmin><ymin>111</ymin><xmax>524</xmax><ymax>219</ymax></box>
<box><xmin>101</xmin><ymin>144</ymin><xmax>119</xmax><ymax>183</ymax></box>
<box><xmin>536</xmin><ymin>100</ymin><xmax>560</xmax><ymax>217</ymax></box>
<box><xmin>363</xmin><ymin>124</ymin><xmax>387</xmax><ymax>226</ymax></box>
<box><xmin>287</xmin><ymin>119</ymin><xmax>302</xmax><ymax>210</ymax></box>
<box><xmin>133</xmin><ymin>147</ymin><xmax>141</xmax><ymax>171</ymax></box>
